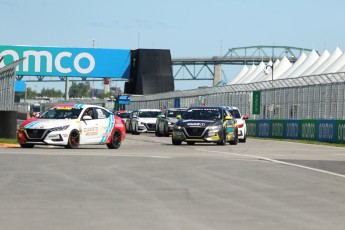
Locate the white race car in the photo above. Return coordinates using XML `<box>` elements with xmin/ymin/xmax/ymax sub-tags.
<box><xmin>130</xmin><ymin>109</ymin><xmax>162</xmax><ymax>134</ymax></box>
<box><xmin>17</xmin><ymin>103</ymin><xmax>126</xmax><ymax>149</ymax></box>
<box><xmin>225</xmin><ymin>106</ymin><xmax>249</xmax><ymax>143</ymax></box>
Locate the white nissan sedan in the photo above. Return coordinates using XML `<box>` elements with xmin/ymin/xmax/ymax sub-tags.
<box><xmin>17</xmin><ymin>103</ymin><xmax>126</xmax><ymax>149</ymax></box>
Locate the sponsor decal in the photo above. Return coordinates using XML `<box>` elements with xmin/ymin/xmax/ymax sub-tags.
<box><xmin>187</xmin><ymin>122</ymin><xmax>205</xmax><ymax>127</ymax></box>
<box><xmin>100</xmin><ymin>114</ymin><xmax>115</xmax><ymax>144</ymax></box>
<box><xmin>83</xmin><ymin>126</ymin><xmax>98</xmax><ymax>136</ymax></box>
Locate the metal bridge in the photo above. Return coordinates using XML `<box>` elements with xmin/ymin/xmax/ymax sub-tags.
<box><xmin>15</xmin><ymin>45</ymin><xmax>315</xmax><ymax>85</ymax></box>
<box><xmin>172</xmin><ymin>45</ymin><xmax>315</xmax><ymax>84</ymax></box>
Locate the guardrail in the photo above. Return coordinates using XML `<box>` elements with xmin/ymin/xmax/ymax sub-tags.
<box><xmin>246</xmin><ymin>119</ymin><xmax>345</xmax><ymax>144</ymax></box>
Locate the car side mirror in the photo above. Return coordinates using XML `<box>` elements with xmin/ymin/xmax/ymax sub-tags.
<box><xmin>176</xmin><ymin>115</ymin><xmax>182</xmax><ymax>119</ymax></box>
<box><xmin>158</xmin><ymin>114</ymin><xmax>165</xmax><ymax>118</ymax></box>
<box><xmin>132</xmin><ymin>114</ymin><xmax>138</xmax><ymax>118</ymax></box>
<box><xmin>82</xmin><ymin>115</ymin><xmax>92</xmax><ymax>120</ymax></box>
<box><xmin>243</xmin><ymin>115</ymin><xmax>249</xmax><ymax>120</ymax></box>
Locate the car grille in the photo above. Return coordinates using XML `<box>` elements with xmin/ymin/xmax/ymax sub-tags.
<box><xmin>184</xmin><ymin>127</ymin><xmax>206</xmax><ymax>137</ymax></box>
<box><xmin>26</xmin><ymin>129</ymin><xmax>46</xmax><ymax>139</ymax></box>
<box><xmin>145</xmin><ymin>123</ymin><xmax>156</xmax><ymax>131</ymax></box>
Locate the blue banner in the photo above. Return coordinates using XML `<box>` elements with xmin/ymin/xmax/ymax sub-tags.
<box><xmin>257</xmin><ymin>120</ymin><xmax>270</xmax><ymax>138</ymax></box>
<box><xmin>317</xmin><ymin>119</ymin><xmax>336</xmax><ymax>142</ymax></box>
<box><xmin>0</xmin><ymin>45</ymin><xmax>130</xmax><ymax>78</ymax></box>
<box><xmin>284</xmin><ymin>120</ymin><xmax>300</xmax><ymax>139</ymax></box>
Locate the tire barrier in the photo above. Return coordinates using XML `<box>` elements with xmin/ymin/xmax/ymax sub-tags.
<box><xmin>247</xmin><ymin>119</ymin><xmax>345</xmax><ymax>144</ymax></box>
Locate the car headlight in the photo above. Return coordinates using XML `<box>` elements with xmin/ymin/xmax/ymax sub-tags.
<box><xmin>208</xmin><ymin>125</ymin><xmax>222</xmax><ymax>132</ymax></box>
<box><xmin>50</xmin><ymin>125</ymin><xmax>70</xmax><ymax>132</ymax></box>
<box><xmin>168</xmin><ymin>121</ymin><xmax>174</xmax><ymax>125</ymax></box>
<box><xmin>173</xmin><ymin>124</ymin><xmax>182</xmax><ymax>130</ymax></box>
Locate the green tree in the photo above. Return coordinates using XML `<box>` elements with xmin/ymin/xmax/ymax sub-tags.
<box><xmin>97</xmin><ymin>92</ymin><xmax>114</xmax><ymax>99</ymax></box>
<box><xmin>40</xmin><ymin>87</ymin><xmax>64</xmax><ymax>98</ymax></box>
<box><xmin>69</xmin><ymin>82</ymin><xmax>91</xmax><ymax>98</ymax></box>
<box><xmin>26</xmin><ymin>87</ymin><xmax>38</xmax><ymax>99</ymax></box>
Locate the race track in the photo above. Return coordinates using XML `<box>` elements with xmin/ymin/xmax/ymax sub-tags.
<box><xmin>0</xmin><ymin>133</ymin><xmax>345</xmax><ymax>230</ymax></box>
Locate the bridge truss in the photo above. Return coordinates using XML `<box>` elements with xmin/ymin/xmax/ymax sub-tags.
<box><xmin>172</xmin><ymin>45</ymin><xmax>314</xmax><ymax>81</ymax></box>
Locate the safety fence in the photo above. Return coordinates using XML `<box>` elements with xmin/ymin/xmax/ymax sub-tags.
<box><xmin>126</xmin><ymin>72</ymin><xmax>345</xmax><ymax>120</ymax></box>
<box><xmin>246</xmin><ymin>119</ymin><xmax>345</xmax><ymax>144</ymax></box>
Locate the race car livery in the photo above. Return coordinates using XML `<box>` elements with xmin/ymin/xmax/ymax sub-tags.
<box><xmin>225</xmin><ymin>106</ymin><xmax>249</xmax><ymax>143</ymax></box>
<box><xmin>172</xmin><ymin>106</ymin><xmax>236</xmax><ymax>145</ymax></box>
<box><xmin>17</xmin><ymin>104</ymin><xmax>126</xmax><ymax>149</ymax></box>
<box><xmin>155</xmin><ymin>108</ymin><xmax>187</xmax><ymax>137</ymax></box>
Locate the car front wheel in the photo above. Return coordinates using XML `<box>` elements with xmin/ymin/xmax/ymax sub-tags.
<box><xmin>66</xmin><ymin>129</ymin><xmax>80</xmax><ymax>149</ymax></box>
<box><xmin>107</xmin><ymin>130</ymin><xmax>121</xmax><ymax>149</ymax></box>
<box><xmin>172</xmin><ymin>138</ymin><xmax>182</xmax><ymax>145</ymax></box>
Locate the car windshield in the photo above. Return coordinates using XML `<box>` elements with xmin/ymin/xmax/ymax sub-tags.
<box><xmin>138</xmin><ymin>111</ymin><xmax>161</xmax><ymax>118</ymax></box>
<box><xmin>182</xmin><ymin>108</ymin><xmax>222</xmax><ymax>120</ymax></box>
<box><xmin>167</xmin><ymin>110</ymin><xmax>186</xmax><ymax>117</ymax></box>
<box><xmin>229</xmin><ymin>109</ymin><xmax>241</xmax><ymax>118</ymax></box>
<box><xmin>40</xmin><ymin>108</ymin><xmax>83</xmax><ymax>119</ymax></box>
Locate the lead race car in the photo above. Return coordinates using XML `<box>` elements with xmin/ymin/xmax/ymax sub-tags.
<box><xmin>17</xmin><ymin>104</ymin><xmax>126</xmax><ymax>149</ymax></box>
<box><xmin>172</xmin><ymin>106</ymin><xmax>238</xmax><ymax>145</ymax></box>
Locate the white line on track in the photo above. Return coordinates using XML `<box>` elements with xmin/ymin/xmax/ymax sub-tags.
<box><xmin>193</xmin><ymin>148</ymin><xmax>345</xmax><ymax>179</ymax></box>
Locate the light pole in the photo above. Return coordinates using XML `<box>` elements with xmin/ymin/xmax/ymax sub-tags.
<box><xmin>265</xmin><ymin>64</ymin><xmax>274</xmax><ymax>118</ymax></box>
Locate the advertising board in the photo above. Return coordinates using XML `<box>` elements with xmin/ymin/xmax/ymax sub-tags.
<box><xmin>0</xmin><ymin>45</ymin><xmax>130</xmax><ymax>78</ymax></box>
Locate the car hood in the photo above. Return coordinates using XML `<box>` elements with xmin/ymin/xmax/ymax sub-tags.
<box><xmin>176</xmin><ymin>119</ymin><xmax>222</xmax><ymax>128</ymax></box>
<box><xmin>138</xmin><ymin>117</ymin><xmax>157</xmax><ymax>123</ymax></box>
<box><xmin>20</xmin><ymin>118</ymin><xmax>77</xmax><ymax>129</ymax></box>
<box><xmin>166</xmin><ymin>117</ymin><xmax>179</xmax><ymax>124</ymax></box>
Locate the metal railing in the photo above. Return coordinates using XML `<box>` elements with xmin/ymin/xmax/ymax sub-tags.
<box><xmin>126</xmin><ymin>72</ymin><xmax>345</xmax><ymax>119</ymax></box>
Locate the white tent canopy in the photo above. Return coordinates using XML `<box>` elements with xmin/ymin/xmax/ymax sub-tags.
<box><xmin>229</xmin><ymin>48</ymin><xmax>345</xmax><ymax>85</ymax></box>
<box><xmin>241</xmin><ymin>61</ymin><xmax>268</xmax><ymax>83</ymax></box>
<box><xmin>235</xmin><ymin>64</ymin><xmax>257</xmax><ymax>84</ymax></box>
<box><xmin>322</xmin><ymin>51</ymin><xmax>345</xmax><ymax>74</ymax></box>
<box><xmin>309</xmin><ymin>47</ymin><xmax>342</xmax><ymax>75</ymax></box>
<box><xmin>251</xmin><ymin>59</ymin><xmax>280</xmax><ymax>82</ymax></box>
<box><xmin>301</xmin><ymin>50</ymin><xmax>330</xmax><ymax>76</ymax></box>
<box><xmin>278</xmin><ymin>53</ymin><xmax>307</xmax><ymax>79</ymax></box>
<box><xmin>228</xmin><ymin>65</ymin><xmax>249</xmax><ymax>84</ymax></box>
<box><xmin>260</xmin><ymin>56</ymin><xmax>292</xmax><ymax>81</ymax></box>
<box><xmin>285</xmin><ymin>49</ymin><xmax>319</xmax><ymax>78</ymax></box>
<box><xmin>248</xmin><ymin>60</ymin><xmax>273</xmax><ymax>83</ymax></box>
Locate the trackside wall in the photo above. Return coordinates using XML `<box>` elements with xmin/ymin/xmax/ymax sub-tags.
<box><xmin>246</xmin><ymin>119</ymin><xmax>345</xmax><ymax>144</ymax></box>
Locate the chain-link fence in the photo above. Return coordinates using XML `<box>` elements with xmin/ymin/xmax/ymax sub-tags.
<box><xmin>126</xmin><ymin>72</ymin><xmax>345</xmax><ymax>119</ymax></box>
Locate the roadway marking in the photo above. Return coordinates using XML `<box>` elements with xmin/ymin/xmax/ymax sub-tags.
<box><xmin>193</xmin><ymin>148</ymin><xmax>345</xmax><ymax>179</ymax></box>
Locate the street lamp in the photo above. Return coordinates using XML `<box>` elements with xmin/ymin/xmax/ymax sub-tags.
<box><xmin>265</xmin><ymin>64</ymin><xmax>274</xmax><ymax>89</ymax></box>
<box><xmin>265</xmin><ymin>63</ymin><xmax>275</xmax><ymax>118</ymax></box>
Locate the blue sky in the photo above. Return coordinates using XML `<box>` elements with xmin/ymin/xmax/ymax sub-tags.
<box><xmin>2</xmin><ymin>0</ymin><xmax>345</xmax><ymax>92</ymax></box>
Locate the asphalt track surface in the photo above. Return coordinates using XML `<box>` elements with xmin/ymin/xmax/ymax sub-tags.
<box><xmin>0</xmin><ymin>133</ymin><xmax>345</xmax><ymax>230</ymax></box>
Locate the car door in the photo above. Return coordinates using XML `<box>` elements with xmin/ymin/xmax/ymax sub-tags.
<box><xmin>94</xmin><ymin>107</ymin><xmax>113</xmax><ymax>144</ymax></box>
<box><xmin>80</xmin><ymin>107</ymin><xmax>105</xmax><ymax>144</ymax></box>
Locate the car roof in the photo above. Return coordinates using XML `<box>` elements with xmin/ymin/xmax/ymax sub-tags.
<box><xmin>224</xmin><ymin>106</ymin><xmax>239</xmax><ymax>110</ymax></box>
<box><xmin>167</xmin><ymin>108</ymin><xmax>188</xmax><ymax>111</ymax></box>
<box><xmin>138</xmin><ymin>109</ymin><xmax>161</xmax><ymax>111</ymax></box>
<box><xmin>51</xmin><ymin>104</ymin><xmax>109</xmax><ymax>110</ymax></box>
<box><xmin>188</xmin><ymin>106</ymin><xmax>227</xmax><ymax>110</ymax></box>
